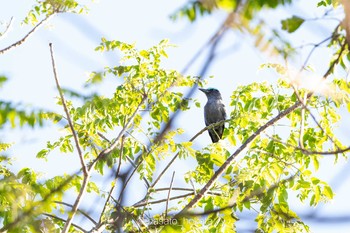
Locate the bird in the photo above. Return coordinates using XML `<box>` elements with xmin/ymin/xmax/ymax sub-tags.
<box><xmin>199</xmin><ymin>88</ymin><xmax>226</xmax><ymax>143</ymax></box>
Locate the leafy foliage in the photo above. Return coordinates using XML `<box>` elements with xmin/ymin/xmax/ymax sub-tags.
<box><xmin>281</xmin><ymin>15</ymin><xmax>305</xmax><ymax>33</ymax></box>
<box><xmin>24</xmin><ymin>0</ymin><xmax>88</xmax><ymax>25</ymax></box>
<box><xmin>1</xmin><ymin>0</ymin><xmax>350</xmax><ymax>232</ymax></box>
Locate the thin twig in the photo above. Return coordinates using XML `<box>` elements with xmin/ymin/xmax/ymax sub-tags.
<box><xmin>97</xmin><ymin>136</ymin><xmax>125</xmax><ymax>225</ymax></box>
<box><xmin>155</xmin><ymin>187</ymin><xmax>221</xmax><ymax>196</ymax></box>
<box><xmin>62</xmin><ymin>175</ymin><xmax>90</xmax><ymax>233</ymax></box>
<box><xmin>177</xmin><ymin>174</ymin><xmax>297</xmax><ymax>218</ymax></box>
<box><xmin>117</xmin><ymin>156</ymin><xmax>144</xmax><ymax>203</ymax></box>
<box><xmin>43</xmin><ymin>213</ymin><xmax>88</xmax><ymax>233</ymax></box>
<box><xmin>50</xmin><ymin>43</ymin><xmax>90</xmax><ymax>233</ymax></box>
<box><xmin>132</xmin><ymin>187</ymin><xmax>221</xmax><ymax>208</ymax></box>
<box><xmin>49</xmin><ymin>43</ymin><xmax>87</xmax><ymax>176</ymax></box>
<box><xmin>0</xmin><ymin>15</ymin><xmax>54</xmax><ymax>54</ymax></box>
<box><xmin>125</xmin><ymin>155</ymin><xmax>150</xmax><ymax>188</ymax></box>
<box><xmin>299</xmin><ymin>93</ymin><xmax>307</xmax><ymax>149</ymax></box>
<box><xmin>299</xmin><ymin>35</ymin><xmax>335</xmax><ymax>72</ymax></box>
<box><xmin>54</xmin><ymin>201</ymin><xmax>97</xmax><ymax>225</ymax></box>
<box><xmin>165</xmin><ymin>171</ymin><xmax>175</xmax><ymax>217</ymax></box>
<box><xmin>0</xmin><ymin>16</ymin><xmax>13</xmax><ymax>38</ymax></box>
<box><xmin>266</xmin><ymin>134</ymin><xmax>350</xmax><ymax>156</ymax></box>
<box><xmin>133</xmin><ymin>193</ymin><xmax>195</xmax><ymax>208</ymax></box>
<box><xmin>322</xmin><ymin>38</ymin><xmax>347</xmax><ymax>78</ymax></box>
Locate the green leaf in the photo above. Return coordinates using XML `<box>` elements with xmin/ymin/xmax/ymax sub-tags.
<box><xmin>37</xmin><ymin>149</ymin><xmax>50</xmax><ymax>159</ymax></box>
<box><xmin>281</xmin><ymin>16</ymin><xmax>305</xmax><ymax>33</ymax></box>
<box><xmin>323</xmin><ymin>185</ymin><xmax>334</xmax><ymax>199</ymax></box>
<box><xmin>0</xmin><ymin>76</ymin><xmax>7</xmax><ymax>87</ymax></box>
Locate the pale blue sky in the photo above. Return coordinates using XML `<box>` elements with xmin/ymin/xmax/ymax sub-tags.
<box><xmin>1</xmin><ymin>0</ymin><xmax>349</xmax><ymax>232</ymax></box>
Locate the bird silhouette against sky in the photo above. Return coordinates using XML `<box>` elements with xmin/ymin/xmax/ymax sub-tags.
<box><xmin>199</xmin><ymin>88</ymin><xmax>226</xmax><ymax>143</ymax></box>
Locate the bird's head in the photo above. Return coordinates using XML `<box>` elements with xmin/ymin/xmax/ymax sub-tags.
<box><xmin>199</xmin><ymin>88</ymin><xmax>222</xmax><ymax>100</ymax></box>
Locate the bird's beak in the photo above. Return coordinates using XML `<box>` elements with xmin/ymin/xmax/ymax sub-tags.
<box><xmin>199</xmin><ymin>88</ymin><xmax>207</xmax><ymax>93</ymax></box>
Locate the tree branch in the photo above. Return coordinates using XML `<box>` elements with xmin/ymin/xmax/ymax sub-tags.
<box><xmin>43</xmin><ymin>213</ymin><xmax>88</xmax><ymax>233</ymax></box>
<box><xmin>266</xmin><ymin>134</ymin><xmax>350</xmax><ymax>156</ymax></box>
<box><xmin>165</xmin><ymin>171</ymin><xmax>175</xmax><ymax>217</ymax></box>
<box><xmin>177</xmin><ymin>101</ymin><xmax>302</xmax><ymax>215</ymax></box>
<box><xmin>133</xmin><ymin>193</ymin><xmax>195</xmax><ymax>208</ymax></box>
<box><xmin>0</xmin><ymin>15</ymin><xmax>54</xmax><ymax>54</ymax></box>
<box><xmin>49</xmin><ymin>42</ymin><xmax>87</xmax><ymax>176</ymax></box>
<box><xmin>50</xmin><ymin>43</ymin><xmax>91</xmax><ymax>233</ymax></box>
<box><xmin>179</xmin><ymin>174</ymin><xmax>297</xmax><ymax>217</ymax></box>
<box><xmin>176</xmin><ymin>24</ymin><xmax>347</xmax><ymax>216</ymax></box>
<box><xmin>97</xmin><ymin>136</ymin><xmax>125</xmax><ymax>225</ymax></box>
<box><xmin>0</xmin><ymin>16</ymin><xmax>13</xmax><ymax>38</ymax></box>
<box><xmin>54</xmin><ymin>201</ymin><xmax>97</xmax><ymax>225</ymax></box>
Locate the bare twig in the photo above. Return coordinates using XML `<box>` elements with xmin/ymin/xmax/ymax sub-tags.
<box><xmin>125</xmin><ymin>155</ymin><xmax>150</xmax><ymax>188</ymax></box>
<box><xmin>133</xmin><ymin>193</ymin><xmax>195</xmax><ymax>208</ymax></box>
<box><xmin>266</xmin><ymin>134</ymin><xmax>350</xmax><ymax>156</ymax></box>
<box><xmin>0</xmin><ymin>17</ymin><xmax>13</xmax><ymax>38</ymax></box>
<box><xmin>50</xmin><ymin>43</ymin><xmax>90</xmax><ymax>233</ymax></box>
<box><xmin>299</xmin><ymin>93</ymin><xmax>307</xmax><ymax>149</ymax></box>
<box><xmin>62</xmin><ymin>174</ymin><xmax>90</xmax><ymax>233</ymax></box>
<box><xmin>322</xmin><ymin>38</ymin><xmax>347</xmax><ymax>78</ymax></box>
<box><xmin>299</xmin><ymin>35</ymin><xmax>335</xmax><ymax>72</ymax></box>
<box><xmin>178</xmin><ymin>174</ymin><xmax>297</xmax><ymax>217</ymax></box>
<box><xmin>155</xmin><ymin>187</ymin><xmax>221</xmax><ymax>196</ymax></box>
<box><xmin>43</xmin><ymin>213</ymin><xmax>88</xmax><ymax>233</ymax></box>
<box><xmin>97</xmin><ymin>136</ymin><xmax>125</xmax><ymax>225</ymax></box>
<box><xmin>117</xmin><ymin>156</ymin><xmax>144</xmax><ymax>203</ymax></box>
<box><xmin>49</xmin><ymin>43</ymin><xmax>87</xmax><ymax>176</ymax></box>
<box><xmin>133</xmin><ymin>187</ymin><xmax>221</xmax><ymax>208</ymax></box>
<box><xmin>0</xmin><ymin>15</ymin><xmax>54</xmax><ymax>54</ymax></box>
<box><xmin>54</xmin><ymin>201</ymin><xmax>97</xmax><ymax>225</ymax></box>
<box><xmin>165</xmin><ymin>171</ymin><xmax>175</xmax><ymax>217</ymax></box>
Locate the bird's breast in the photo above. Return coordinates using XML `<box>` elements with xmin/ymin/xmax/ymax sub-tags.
<box><xmin>204</xmin><ymin>100</ymin><xmax>225</xmax><ymax>124</ymax></box>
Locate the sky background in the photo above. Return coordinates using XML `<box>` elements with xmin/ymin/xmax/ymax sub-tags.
<box><xmin>1</xmin><ymin>0</ymin><xmax>350</xmax><ymax>232</ymax></box>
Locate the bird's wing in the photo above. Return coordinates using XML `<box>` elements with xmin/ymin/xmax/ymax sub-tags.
<box><xmin>208</xmin><ymin>129</ymin><xmax>220</xmax><ymax>143</ymax></box>
<box><xmin>220</xmin><ymin>103</ymin><xmax>227</xmax><ymax>120</ymax></box>
<box><xmin>218</xmin><ymin>103</ymin><xmax>226</xmax><ymax>140</ymax></box>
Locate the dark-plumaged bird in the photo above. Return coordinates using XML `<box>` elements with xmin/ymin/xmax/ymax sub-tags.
<box><xmin>199</xmin><ymin>88</ymin><xmax>226</xmax><ymax>143</ymax></box>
